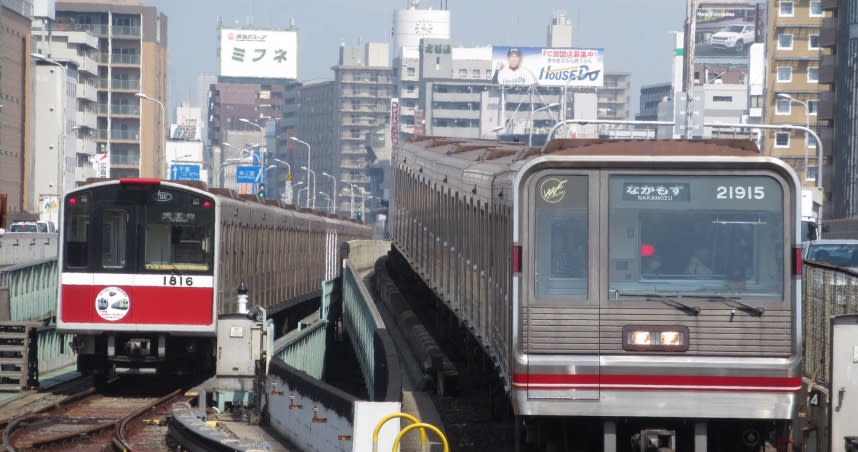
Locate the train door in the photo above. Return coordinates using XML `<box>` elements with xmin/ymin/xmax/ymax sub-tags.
<box><xmin>93</xmin><ymin>203</ymin><xmax>137</xmax><ymax>323</ymax></box>
<box><xmin>831</xmin><ymin>315</ymin><xmax>858</xmax><ymax>452</ymax></box>
<box><xmin>525</xmin><ymin>172</ymin><xmax>600</xmax><ymax>400</ymax></box>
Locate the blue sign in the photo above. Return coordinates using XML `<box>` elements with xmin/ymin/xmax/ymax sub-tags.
<box><xmin>236</xmin><ymin>166</ymin><xmax>263</xmax><ymax>184</ymax></box>
<box><xmin>171</xmin><ymin>164</ymin><xmax>201</xmax><ymax>181</ymax></box>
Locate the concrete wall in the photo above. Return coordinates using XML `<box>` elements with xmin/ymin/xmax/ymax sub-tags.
<box><xmin>0</xmin><ymin>233</ymin><xmax>58</xmax><ymax>266</ymax></box>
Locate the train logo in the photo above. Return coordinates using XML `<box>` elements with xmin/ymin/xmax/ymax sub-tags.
<box><xmin>94</xmin><ymin>287</ymin><xmax>131</xmax><ymax>321</ymax></box>
<box><xmin>153</xmin><ymin>190</ymin><xmax>173</xmax><ymax>202</ymax></box>
<box><xmin>540</xmin><ymin>177</ymin><xmax>568</xmax><ymax>203</ymax></box>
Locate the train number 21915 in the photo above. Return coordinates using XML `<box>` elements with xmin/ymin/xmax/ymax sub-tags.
<box><xmin>716</xmin><ymin>185</ymin><xmax>765</xmax><ymax>200</ymax></box>
<box><xmin>163</xmin><ymin>276</ymin><xmax>194</xmax><ymax>286</ymax></box>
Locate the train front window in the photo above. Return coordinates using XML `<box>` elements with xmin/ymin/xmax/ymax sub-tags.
<box><xmin>144</xmin><ymin>196</ymin><xmax>213</xmax><ymax>272</ymax></box>
<box><xmin>102</xmin><ymin>210</ymin><xmax>129</xmax><ymax>269</ymax></box>
<box><xmin>608</xmin><ymin>175</ymin><xmax>785</xmax><ymax>299</ymax></box>
<box><xmin>533</xmin><ymin>175</ymin><xmax>588</xmax><ymax>300</ymax></box>
<box><xmin>63</xmin><ymin>193</ymin><xmax>91</xmax><ymax>269</ymax></box>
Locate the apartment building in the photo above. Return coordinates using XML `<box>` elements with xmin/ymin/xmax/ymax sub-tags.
<box><xmin>54</xmin><ymin>0</ymin><xmax>167</xmax><ymax>179</ymax></box>
<box><xmin>764</xmin><ymin>0</ymin><xmax>830</xmax><ymax>189</ymax></box>
<box><xmin>31</xmin><ymin>20</ymin><xmax>99</xmax><ymax>217</ymax></box>
<box><xmin>0</xmin><ymin>0</ymin><xmax>33</xmax><ymax>218</ymax></box>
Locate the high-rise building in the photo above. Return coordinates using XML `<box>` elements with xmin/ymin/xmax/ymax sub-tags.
<box><xmin>54</xmin><ymin>0</ymin><xmax>168</xmax><ymax>179</ymax></box>
<box><xmin>0</xmin><ymin>0</ymin><xmax>33</xmax><ymax>218</ymax></box>
<box><xmin>31</xmin><ymin>18</ymin><xmax>100</xmax><ymax>219</ymax></box>
<box><xmin>820</xmin><ymin>0</ymin><xmax>858</xmax><ymax>218</ymax></box>
<box><xmin>598</xmin><ymin>73</ymin><xmax>631</xmax><ymax>120</ymax></box>
<box><xmin>547</xmin><ymin>9</ymin><xmax>573</xmax><ymax>47</ymax></box>
<box><xmin>764</xmin><ymin>0</ymin><xmax>830</xmax><ymax>190</ymax></box>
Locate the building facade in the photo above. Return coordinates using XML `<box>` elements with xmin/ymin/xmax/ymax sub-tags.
<box><xmin>0</xmin><ymin>0</ymin><xmax>33</xmax><ymax>218</ymax></box>
<box><xmin>822</xmin><ymin>0</ymin><xmax>858</xmax><ymax>217</ymax></box>
<box><xmin>54</xmin><ymin>0</ymin><xmax>167</xmax><ymax>179</ymax></box>
<box><xmin>764</xmin><ymin>0</ymin><xmax>830</xmax><ymax>190</ymax></box>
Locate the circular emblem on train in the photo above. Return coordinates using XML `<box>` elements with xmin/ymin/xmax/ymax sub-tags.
<box><xmin>540</xmin><ymin>177</ymin><xmax>568</xmax><ymax>204</ymax></box>
<box><xmin>95</xmin><ymin>287</ymin><xmax>130</xmax><ymax>321</ymax></box>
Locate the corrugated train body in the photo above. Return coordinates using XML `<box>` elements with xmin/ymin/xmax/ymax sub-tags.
<box><xmin>390</xmin><ymin>137</ymin><xmax>802</xmax><ymax>451</ymax></box>
<box><xmin>57</xmin><ymin>178</ymin><xmax>370</xmax><ymax>380</ymax></box>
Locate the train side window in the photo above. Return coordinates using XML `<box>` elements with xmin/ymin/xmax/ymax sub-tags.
<box><xmin>101</xmin><ymin>209</ymin><xmax>129</xmax><ymax>269</ymax></box>
<box><xmin>64</xmin><ymin>196</ymin><xmax>91</xmax><ymax>269</ymax></box>
<box><xmin>533</xmin><ymin>175</ymin><xmax>589</xmax><ymax>300</ymax></box>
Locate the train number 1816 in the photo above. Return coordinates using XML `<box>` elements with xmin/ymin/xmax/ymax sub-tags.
<box><xmin>716</xmin><ymin>185</ymin><xmax>765</xmax><ymax>200</ymax></box>
<box><xmin>163</xmin><ymin>276</ymin><xmax>194</xmax><ymax>286</ymax></box>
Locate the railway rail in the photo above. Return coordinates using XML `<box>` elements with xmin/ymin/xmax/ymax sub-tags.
<box><xmin>0</xmin><ymin>378</ymin><xmax>188</xmax><ymax>451</ymax></box>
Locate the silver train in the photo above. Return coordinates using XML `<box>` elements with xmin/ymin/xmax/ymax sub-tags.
<box><xmin>58</xmin><ymin>178</ymin><xmax>370</xmax><ymax>380</ymax></box>
<box><xmin>390</xmin><ymin>138</ymin><xmax>802</xmax><ymax>452</ymax></box>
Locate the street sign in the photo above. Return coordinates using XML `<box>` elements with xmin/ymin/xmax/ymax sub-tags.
<box><xmin>170</xmin><ymin>164</ymin><xmax>201</xmax><ymax>181</ymax></box>
<box><xmin>236</xmin><ymin>166</ymin><xmax>262</xmax><ymax>184</ymax></box>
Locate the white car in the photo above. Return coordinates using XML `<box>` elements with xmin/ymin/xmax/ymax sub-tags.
<box><xmin>709</xmin><ymin>24</ymin><xmax>756</xmax><ymax>52</ymax></box>
<box><xmin>804</xmin><ymin>239</ymin><xmax>858</xmax><ymax>269</ymax></box>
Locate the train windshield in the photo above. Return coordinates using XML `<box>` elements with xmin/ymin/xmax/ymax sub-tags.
<box><xmin>144</xmin><ymin>192</ymin><xmax>214</xmax><ymax>272</ymax></box>
<box><xmin>608</xmin><ymin>175</ymin><xmax>785</xmax><ymax>299</ymax></box>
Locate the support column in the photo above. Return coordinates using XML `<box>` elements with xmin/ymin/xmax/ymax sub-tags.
<box><xmin>695</xmin><ymin>422</ymin><xmax>707</xmax><ymax>452</ymax></box>
<box><xmin>604</xmin><ymin>420</ymin><xmax>617</xmax><ymax>452</ymax></box>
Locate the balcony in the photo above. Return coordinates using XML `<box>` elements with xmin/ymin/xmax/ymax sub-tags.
<box><xmin>110</xmin><ymin>129</ymin><xmax>140</xmax><ymax>141</ymax></box>
<box><xmin>110</xmin><ymin>104</ymin><xmax>140</xmax><ymax>116</ymax></box>
<box><xmin>110</xmin><ymin>54</ymin><xmax>141</xmax><ymax>66</ymax></box>
<box><xmin>76</xmin><ymin>84</ymin><xmax>97</xmax><ymax>102</ymax></box>
<box><xmin>820</xmin><ymin>18</ymin><xmax>837</xmax><ymax>48</ymax></box>
<box><xmin>75</xmin><ymin>139</ymin><xmax>97</xmax><ymax>156</ymax></box>
<box><xmin>110</xmin><ymin>79</ymin><xmax>141</xmax><ymax>91</ymax></box>
<box><xmin>819</xmin><ymin>55</ymin><xmax>836</xmax><ymax>84</ymax></box>
<box><xmin>51</xmin><ymin>23</ymin><xmax>108</xmax><ymax>36</ymax></box>
<box><xmin>821</xmin><ymin>0</ymin><xmax>838</xmax><ymax>10</ymax></box>
<box><xmin>818</xmin><ymin>91</ymin><xmax>835</xmax><ymax>121</ymax></box>
<box><xmin>111</xmin><ymin>26</ymin><xmax>141</xmax><ymax>38</ymax></box>
<box><xmin>76</xmin><ymin>111</ymin><xmax>97</xmax><ymax>129</ymax></box>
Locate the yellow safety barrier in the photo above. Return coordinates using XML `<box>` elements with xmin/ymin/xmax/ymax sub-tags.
<box><xmin>392</xmin><ymin>422</ymin><xmax>448</xmax><ymax>452</ymax></box>
<box><xmin>372</xmin><ymin>413</ymin><xmax>427</xmax><ymax>452</ymax></box>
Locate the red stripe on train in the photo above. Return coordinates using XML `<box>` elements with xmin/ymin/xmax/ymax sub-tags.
<box><xmin>61</xmin><ymin>285</ymin><xmax>213</xmax><ymax>325</ymax></box>
<box><xmin>512</xmin><ymin>373</ymin><xmax>801</xmax><ymax>392</ymax></box>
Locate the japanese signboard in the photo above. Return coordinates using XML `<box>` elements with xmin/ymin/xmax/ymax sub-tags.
<box><xmin>170</xmin><ymin>164</ymin><xmax>201</xmax><ymax>181</ymax></box>
<box><xmin>490</xmin><ymin>46</ymin><xmax>604</xmax><ymax>88</ymax></box>
<box><xmin>236</xmin><ymin>166</ymin><xmax>263</xmax><ymax>184</ymax></box>
<box><xmin>390</xmin><ymin>98</ymin><xmax>400</xmax><ymax>148</ymax></box>
<box><xmin>219</xmin><ymin>28</ymin><xmax>298</xmax><ymax>79</ymax></box>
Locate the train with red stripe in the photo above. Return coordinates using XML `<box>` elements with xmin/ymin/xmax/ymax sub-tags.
<box><xmin>57</xmin><ymin>178</ymin><xmax>370</xmax><ymax>383</ymax></box>
<box><xmin>390</xmin><ymin>137</ymin><xmax>802</xmax><ymax>452</ymax></box>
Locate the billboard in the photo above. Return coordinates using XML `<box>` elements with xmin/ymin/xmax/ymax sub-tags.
<box><xmin>693</xmin><ymin>2</ymin><xmax>764</xmax><ymax>85</ymax></box>
<box><xmin>219</xmin><ymin>28</ymin><xmax>297</xmax><ymax>79</ymax></box>
<box><xmin>490</xmin><ymin>46</ymin><xmax>604</xmax><ymax>87</ymax></box>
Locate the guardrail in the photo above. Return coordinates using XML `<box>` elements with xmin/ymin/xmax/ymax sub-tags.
<box><xmin>342</xmin><ymin>259</ymin><xmax>385</xmax><ymax>401</ymax></box>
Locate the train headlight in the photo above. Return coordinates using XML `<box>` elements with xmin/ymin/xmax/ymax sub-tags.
<box><xmin>630</xmin><ymin>331</ymin><xmax>652</xmax><ymax>345</ymax></box>
<box><xmin>623</xmin><ymin>326</ymin><xmax>689</xmax><ymax>351</ymax></box>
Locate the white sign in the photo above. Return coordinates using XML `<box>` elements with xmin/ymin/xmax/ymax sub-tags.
<box><xmin>93</xmin><ymin>153</ymin><xmax>109</xmax><ymax>178</ymax></box>
<box><xmin>219</xmin><ymin>28</ymin><xmax>298</xmax><ymax>79</ymax></box>
<box><xmin>490</xmin><ymin>46</ymin><xmax>604</xmax><ymax>87</ymax></box>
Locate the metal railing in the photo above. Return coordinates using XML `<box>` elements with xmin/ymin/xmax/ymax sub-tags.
<box><xmin>342</xmin><ymin>259</ymin><xmax>385</xmax><ymax>400</ymax></box>
<box><xmin>270</xmin><ymin>280</ymin><xmax>334</xmax><ymax>380</ymax></box>
<box><xmin>803</xmin><ymin>262</ymin><xmax>858</xmax><ymax>386</ymax></box>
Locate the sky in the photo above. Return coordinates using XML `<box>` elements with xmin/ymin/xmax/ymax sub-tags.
<box><xmin>142</xmin><ymin>0</ymin><xmax>686</xmax><ymax>116</ymax></box>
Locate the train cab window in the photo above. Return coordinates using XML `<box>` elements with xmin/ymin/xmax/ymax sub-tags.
<box><xmin>533</xmin><ymin>175</ymin><xmax>588</xmax><ymax>300</ymax></box>
<box><xmin>144</xmin><ymin>201</ymin><xmax>213</xmax><ymax>272</ymax></box>
<box><xmin>63</xmin><ymin>193</ymin><xmax>91</xmax><ymax>269</ymax></box>
<box><xmin>608</xmin><ymin>175</ymin><xmax>785</xmax><ymax>299</ymax></box>
<box><xmin>101</xmin><ymin>210</ymin><xmax>129</xmax><ymax>269</ymax></box>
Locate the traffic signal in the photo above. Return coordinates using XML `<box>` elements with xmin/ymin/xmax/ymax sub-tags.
<box><xmin>258</xmin><ymin>184</ymin><xmax>265</xmax><ymax>198</ymax></box>
<box><xmin>355</xmin><ymin>211</ymin><xmax>362</xmax><ymax>221</ymax></box>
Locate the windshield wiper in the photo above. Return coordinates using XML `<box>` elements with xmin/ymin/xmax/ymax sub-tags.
<box><xmin>683</xmin><ymin>295</ymin><xmax>764</xmax><ymax>317</ymax></box>
<box><xmin>615</xmin><ymin>291</ymin><xmax>701</xmax><ymax>316</ymax></box>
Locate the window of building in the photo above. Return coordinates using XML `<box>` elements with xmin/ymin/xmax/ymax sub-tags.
<box><xmin>775</xmin><ymin>132</ymin><xmax>790</xmax><ymax>147</ymax></box>
<box><xmin>750</xmin><ymin>95</ymin><xmax>764</xmax><ymax>108</ymax></box>
<box><xmin>779</xmin><ymin>1</ymin><xmax>794</xmax><ymax>16</ymax></box>
<box><xmin>406</xmin><ymin>67</ymin><xmax>416</xmax><ymax>76</ymax></box>
<box><xmin>809</xmin><ymin>34</ymin><xmax>820</xmax><ymax>50</ymax></box>
<box><xmin>472</xmin><ymin>69</ymin><xmax>480</xmax><ymax>79</ymax></box>
<box><xmin>776</xmin><ymin>98</ymin><xmax>792</xmax><ymax>114</ymax></box>
<box><xmin>350</xmin><ymin>128</ymin><xmax>360</xmax><ymax>138</ymax></box>
<box><xmin>458</xmin><ymin>68</ymin><xmax>467</xmax><ymax>78</ymax></box>
<box><xmin>810</xmin><ymin>1</ymin><xmax>823</xmax><ymax>16</ymax></box>
<box><xmin>777</xmin><ymin>66</ymin><xmax>792</xmax><ymax>82</ymax></box>
<box><xmin>485</xmin><ymin>69</ymin><xmax>492</xmax><ymax>78</ymax></box>
<box><xmin>713</xmin><ymin>95</ymin><xmax>733</xmax><ymax>102</ymax></box>
<box><xmin>808</xmin><ymin>99</ymin><xmax>818</xmax><ymax>115</ymax></box>
<box><xmin>808</xmin><ymin>67</ymin><xmax>819</xmax><ymax>83</ymax></box>
<box><xmin>778</xmin><ymin>34</ymin><xmax>794</xmax><ymax>50</ymax></box>
<box><xmin>808</xmin><ymin>134</ymin><xmax>818</xmax><ymax>148</ymax></box>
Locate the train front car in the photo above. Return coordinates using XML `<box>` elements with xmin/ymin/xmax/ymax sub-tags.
<box><xmin>58</xmin><ymin>179</ymin><xmax>218</xmax><ymax>381</ymax></box>
<box><xmin>513</xmin><ymin>140</ymin><xmax>802</xmax><ymax>451</ymax></box>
